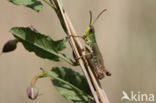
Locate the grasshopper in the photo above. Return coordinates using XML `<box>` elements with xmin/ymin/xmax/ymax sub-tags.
<box><xmin>74</xmin><ymin>9</ymin><xmax>111</xmax><ymax>79</ymax></box>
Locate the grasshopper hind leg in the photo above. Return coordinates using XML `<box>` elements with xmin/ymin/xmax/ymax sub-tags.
<box><xmin>102</xmin><ymin>66</ymin><xmax>112</xmax><ymax>76</ymax></box>
<box><xmin>103</xmin><ymin>67</ymin><xmax>112</xmax><ymax>76</ymax></box>
<box><xmin>91</xmin><ymin>67</ymin><xmax>105</xmax><ymax>80</ymax></box>
<box><xmin>95</xmin><ymin>69</ymin><xmax>111</xmax><ymax>80</ymax></box>
<box><xmin>97</xmin><ymin>72</ymin><xmax>105</xmax><ymax>80</ymax></box>
<box><xmin>95</xmin><ymin>66</ymin><xmax>111</xmax><ymax>79</ymax></box>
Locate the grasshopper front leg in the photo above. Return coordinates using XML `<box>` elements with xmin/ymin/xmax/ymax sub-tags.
<box><xmin>73</xmin><ymin>46</ymin><xmax>92</xmax><ymax>60</ymax></box>
<box><xmin>68</xmin><ymin>35</ymin><xmax>86</xmax><ymax>40</ymax></box>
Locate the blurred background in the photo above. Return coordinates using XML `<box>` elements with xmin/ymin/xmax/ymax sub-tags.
<box><xmin>0</xmin><ymin>0</ymin><xmax>156</xmax><ymax>103</ymax></box>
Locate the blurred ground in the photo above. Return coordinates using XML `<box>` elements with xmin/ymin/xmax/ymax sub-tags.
<box><xmin>0</xmin><ymin>0</ymin><xmax>156</xmax><ymax>103</ymax></box>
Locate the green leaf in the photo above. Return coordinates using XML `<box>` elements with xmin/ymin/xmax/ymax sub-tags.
<box><xmin>8</xmin><ymin>0</ymin><xmax>43</xmax><ymax>12</ymax></box>
<box><xmin>49</xmin><ymin>67</ymin><xmax>93</xmax><ymax>103</ymax></box>
<box><xmin>10</xmin><ymin>27</ymin><xmax>67</xmax><ymax>61</ymax></box>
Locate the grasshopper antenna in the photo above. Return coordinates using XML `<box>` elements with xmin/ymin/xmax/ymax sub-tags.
<box><xmin>89</xmin><ymin>10</ymin><xmax>93</xmax><ymax>25</ymax></box>
<box><xmin>92</xmin><ymin>9</ymin><xmax>107</xmax><ymax>25</ymax></box>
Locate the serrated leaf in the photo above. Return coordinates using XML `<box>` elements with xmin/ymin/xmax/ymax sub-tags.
<box><xmin>10</xmin><ymin>27</ymin><xmax>67</xmax><ymax>61</ymax></box>
<box><xmin>8</xmin><ymin>0</ymin><xmax>43</xmax><ymax>12</ymax></box>
<box><xmin>49</xmin><ymin>67</ymin><xmax>93</xmax><ymax>103</ymax></box>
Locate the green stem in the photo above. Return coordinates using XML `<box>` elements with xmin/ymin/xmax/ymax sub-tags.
<box><xmin>31</xmin><ymin>73</ymin><xmax>41</xmax><ymax>86</ymax></box>
<box><xmin>42</xmin><ymin>0</ymin><xmax>56</xmax><ymax>10</ymax></box>
<box><xmin>31</xmin><ymin>72</ymin><xmax>47</xmax><ymax>86</ymax></box>
<box><xmin>57</xmin><ymin>53</ymin><xmax>78</xmax><ymax>66</ymax></box>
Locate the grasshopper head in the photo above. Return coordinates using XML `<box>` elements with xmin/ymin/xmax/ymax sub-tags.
<box><xmin>85</xmin><ymin>9</ymin><xmax>106</xmax><ymax>37</ymax></box>
<box><xmin>84</xmin><ymin>25</ymin><xmax>95</xmax><ymax>37</ymax></box>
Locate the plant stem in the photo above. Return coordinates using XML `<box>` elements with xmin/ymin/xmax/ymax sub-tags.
<box><xmin>57</xmin><ymin>53</ymin><xmax>77</xmax><ymax>66</ymax></box>
<box><xmin>42</xmin><ymin>0</ymin><xmax>56</xmax><ymax>9</ymax></box>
